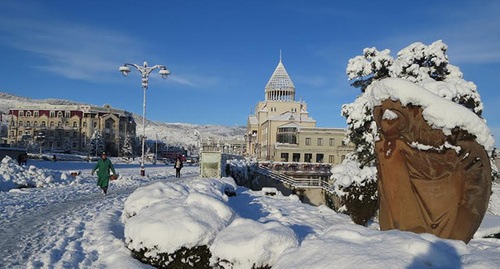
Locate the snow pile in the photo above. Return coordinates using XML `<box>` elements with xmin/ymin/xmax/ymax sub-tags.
<box><xmin>330</xmin><ymin>160</ymin><xmax>377</xmax><ymax>195</ymax></box>
<box><xmin>368</xmin><ymin>78</ymin><xmax>495</xmax><ymax>153</ymax></box>
<box><xmin>210</xmin><ymin>218</ymin><xmax>298</xmax><ymax>269</ymax></box>
<box><xmin>474</xmin><ymin>215</ymin><xmax>500</xmax><ymax>239</ymax></box>
<box><xmin>123</xmin><ymin>178</ymin><xmax>321</xmax><ymax>268</ymax></box>
<box><xmin>273</xmin><ymin>224</ymin><xmax>483</xmax><ymax>269</ymax></box>
<box><xmin>121</xmin><ymin>181</ymin><xmax>190</xmax><ymax>221</ymax></box>
<box><xmin>0</xmin><ymin>156</ymin><xmax>72</xmax><ymax>191</ymax></box>
<box><xmin>123</xmin><ymin>178</ymin><xmax>237</xmax><ymax>257</ymax></box>
<box><xmin>346</xmin><ymin>47</ymin><xmax>393</xmax><ymax>81</ymax></box>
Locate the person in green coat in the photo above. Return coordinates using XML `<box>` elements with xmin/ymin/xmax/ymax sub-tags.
<box><xmin>92</xmin><ymin>152</ymin><xmax>117</xmax><ymax>195</ymax></box>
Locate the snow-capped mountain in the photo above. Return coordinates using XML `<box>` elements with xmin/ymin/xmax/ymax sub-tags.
<box><xmin>0</xmin><ymin>91</ymin><xmax>245</xmax><ymax>146</ymax></box>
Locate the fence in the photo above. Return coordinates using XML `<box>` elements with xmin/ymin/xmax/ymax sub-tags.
<box><xmin>256</xmin><ymin>164</ymin><xmax>332</xmax><ymax>191</ymax></box>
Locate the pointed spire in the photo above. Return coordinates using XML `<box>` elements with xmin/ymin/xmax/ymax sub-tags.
<box><xmin>265</xmin><ymin>58</ymin><xmax>295</xmax><ymax>92</ymax></box>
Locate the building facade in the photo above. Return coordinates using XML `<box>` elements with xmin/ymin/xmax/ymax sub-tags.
<box><xmin>7</xmin><ymin>104</ymin><xmax>136</xmax><ymax>156</ymax></box>
<box><xmin>246</xmin><ymin>58</ymin><xmax>353</xmax><ymax>164</ymax></box>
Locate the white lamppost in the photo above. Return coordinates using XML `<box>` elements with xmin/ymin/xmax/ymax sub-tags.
<box><xmin>119</xmin><ymin>61</ymin><xmax>171</xmax><ymax>176</ymax></box>
<box><xmin>194</xmin><ymin>130</ymin><xmax>202</xmax><ymax>154</ymax></box>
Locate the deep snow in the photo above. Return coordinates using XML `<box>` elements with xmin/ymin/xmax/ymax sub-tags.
<box><xmin>0</xmin><ymin>158</ymin><xmax>499</xmax><ymax>268</ymax></box>
<box><xmin>0</xmin><ymin>159</ymin><xmax>199</xmax><ymax>268</ymax></box>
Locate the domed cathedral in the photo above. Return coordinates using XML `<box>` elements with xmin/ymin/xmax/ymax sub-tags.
<box><xmin>246</xmin><ymin>56</ymin><xmax>353</xmax><ymax>164</ymax></box>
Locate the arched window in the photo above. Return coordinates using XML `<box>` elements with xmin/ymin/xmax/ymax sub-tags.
<box><xmin>65</xmin><ymin>121</ymin><xmax>70</xmax><ymax>127</ymax></box>
<box><xmin>26</xmin><ymin>121</ymin><xmax>31</xmax><ymax>127</ymax></box>
<box><xmin>73</xmin><ymin>121</ymin><xmax>78</xmax><ymax>128</ymax></box>
<box><xmin>19</xmin><ymin>121</ymin><xmax>23</xmax><ymax>127</ymax></box>
<box><xmin>41</xmin><ymin>121</ymin><xmax>46</xmax><ymax>128</ymax></box>
<box><xmin>34</xmin><ymin>121</ymin><xmax>38</xmax><ymax>127</ymax></box>
<box><xmin>26</xmin><ymin>111</ymin><xmax>32</xmax><ymax>117</ymax></box>
<box><xmin>57</xmin><ymin>111</ymin><xmax>63</xmax><ymax>118</ymax></box>
<box><xmin>50</xmin><ymin>121</ymin><xmax>54</xmax><ymax>128</ymax></box>
<box><xmin>57</xmin><ymin>121</ymin><xmax>62</xmax><ymax>128</ymax></box>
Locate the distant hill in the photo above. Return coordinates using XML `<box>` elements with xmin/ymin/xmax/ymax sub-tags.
<box><xmin>0</xmin><ymin>91</ymin><xmax>245</xmax><ymax>146</ymax></box>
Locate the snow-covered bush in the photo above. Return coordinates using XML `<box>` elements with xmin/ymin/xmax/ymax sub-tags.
<box><xmin>0</xmin><ymin>156</ymin><xmax>73</xmax><ymax>191</ymax></box>
<box><xmin>123</xmin><ymin>178</ymin><xmax>237</xmax><ymax>268</ymax></box>
<box><xmin>123</xmin><ymin>177</ymin><xmax>303</xmax><ymax>269</ymax></box>
<box><xmin>226</xmin><ymin>158</ymin><xmax>258</xmax><ymax>186</ymax></box>
<box><xmin>210</xmin><ymin>218</ymin><xmax>298</xmax><ymax>269</ymax></box>
<box><xmin>329</xmin><ymin>160</ymin><xmax>378</xmax><ymax>226</ymax></box>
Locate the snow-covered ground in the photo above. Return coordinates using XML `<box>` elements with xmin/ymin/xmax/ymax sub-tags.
<box><xmin>0</xmin><ymin>159</ymin><xmax>199</xmax><ymax>268</ymax></box>
<box><xmin>1</xmin><ymin>158</ymin><xmax>499</xmax><ymax>268</ymax></box>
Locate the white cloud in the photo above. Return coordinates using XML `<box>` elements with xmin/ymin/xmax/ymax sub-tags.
<box><xmin>0</xmin><ymin>12</ymin><xmax>215</xmax><ymax>88</ymax></box>
<box><xmin>0</xmin><ymin>15</ymin><xmax>143</xmax><ymax>81</ymax></box>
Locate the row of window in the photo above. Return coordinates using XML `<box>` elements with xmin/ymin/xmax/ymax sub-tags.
<box><xmin>18</xmin><ymin>110</ymin><xmax>72</xmax><ymax>118</ymax></box>
<box><xmin>280</xmin><ymin>152</ymin><xmax>346</xmax><ymax>163</ymax></box>
<box><xmin>15</xmin><ymin>120</ymin><xmax>80</xmax><ymax>128</ymax></box>
<box><xmin>11</xmin><ymin>130</ymin><xmax>82</xmax><ymax>138</ymax></box>
<box><xmin>304</xmin><ymin>138</ymin><xmax>336</xmax><ymax>146</ymax></box>
<box><xmin>12</xmin><ymin>120</ymin><xmax>110</xmax><ymax>129</ymax></box>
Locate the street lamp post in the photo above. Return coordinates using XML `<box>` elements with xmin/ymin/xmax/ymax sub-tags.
<box><xmin>119</xmin><ymin>61</ymin><xmax>171</xmax><ymax>176</ymax></box>
<box><xmin>194</xmin><ymin>130</ymin><xmax>202</xmax><ymax>154</ymax></box>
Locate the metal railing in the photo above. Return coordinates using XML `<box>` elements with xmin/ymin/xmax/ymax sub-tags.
<box><xmin>256</xmin><ymin>164</ymin><xmax>332</xmax><ymax>191</ymax></box>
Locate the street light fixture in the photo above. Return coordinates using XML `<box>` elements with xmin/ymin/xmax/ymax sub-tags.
<box><xmin>119</xmin><ymin>61</ymin><xmax>171</xmax><ymax>176</ymax></box>
<box><xmin>194</xmin><ymin>130</ymin><xmax>202</xmax><ymax>154</ymax></box>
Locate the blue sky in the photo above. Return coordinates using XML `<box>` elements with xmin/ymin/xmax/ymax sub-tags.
<box><xmin>0</xmin><ymin>1</ymin><xmax>499</xmax><ymax>145</ymax></box>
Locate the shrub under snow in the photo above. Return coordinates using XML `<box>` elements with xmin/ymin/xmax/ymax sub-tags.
<box><xmin>123</xmin><ymin>178</ymin><xmax>301</xmax><ymax>268</ymax></box>
<box><xmin>210</xmin><ymin>218</ymin><xmax>298</xmax><ymax>269</ymax></box>
<box><xmin>329</xmin><ymin>160</ymin><xmax>378</xmax><ymax>226</ymax></box>
<box><xmin>0</xmin><ymin>156</ymin><xmax>73</xmax><ymax>191</ymax></box>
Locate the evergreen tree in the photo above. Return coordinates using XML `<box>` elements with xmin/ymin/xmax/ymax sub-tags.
<box><xmin>62</xmin><ymin>137</ymin><xmax>71</xmax><ymax>153</ymax></box>
<box><xmin>344</xmin><ymin>40</ymin><xmax>485</xmax><ymax>167</ymax></box>
<box><xmin>121</xmin><ymin>134</ymin><xmax>134</xmax><ymax>160</ymax></box>
<box><xmin>88</xmin><ymin>130</ymin><xmax>104</xmax><ymax>156</ymax></box>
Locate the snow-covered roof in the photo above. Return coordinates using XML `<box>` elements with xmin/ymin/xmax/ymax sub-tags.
<box><xmin>278</xmin><ymin>122</ymin><xmax>302</xmax><ymax>129</ymax></box>
<box><xmin>265</xmin><ymin>60</ymin><xmax>295</xmax><ymax>92</ymax></box>
<box><xmin>267</xmin><ymin>111</ymin><xmax>315</xmax><ymax>122</ymax></box>
<box><xmin>368</xmin><ymin>78</ymin><xmax>495</xmax><ymax>153</ymax></box>
<box><xmin>248</xmin><ymin>115</ymin><xmax>258</xmax><ymax>125</ymax></box>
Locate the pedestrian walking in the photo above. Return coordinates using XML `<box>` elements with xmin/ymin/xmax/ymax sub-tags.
<box><xmin>174</xmin><ymin>156</ymin><xmax>183</xmax><ymax>178</ymax></box>
<box><xmin>91</xmin><ymin>152</ymin><xmax>117</xmax><ymax>195</ymax></box>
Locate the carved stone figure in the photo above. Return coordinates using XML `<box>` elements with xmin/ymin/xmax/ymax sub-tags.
<box><xmin>374</xmin><ymin>100</ymin><xmax>492</xmax><ymax>243</ymax></box>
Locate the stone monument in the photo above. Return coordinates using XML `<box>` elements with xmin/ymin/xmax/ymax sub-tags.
<box><xmin>374</xmin><ymin>99</ymin><xmax>492</xmax><ymax>243</ymax></box>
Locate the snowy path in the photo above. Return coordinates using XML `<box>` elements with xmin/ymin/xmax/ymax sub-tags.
<box><xmin>0</xmin><ymin>160</ymin><xmax>198</xmax><ymax>268</ymax></box>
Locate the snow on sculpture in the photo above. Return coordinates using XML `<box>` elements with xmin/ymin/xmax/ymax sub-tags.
<box><xmin>369</xmin><ymin>78</ymin><xmax>493</xmax><ymax>244</ymax></box>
